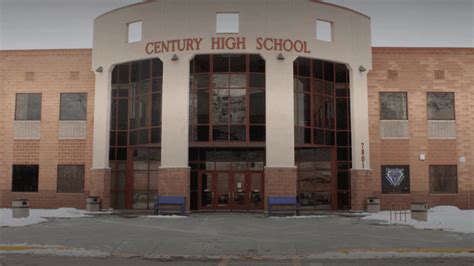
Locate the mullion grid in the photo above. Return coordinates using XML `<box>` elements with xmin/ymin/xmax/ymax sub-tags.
<box><xmin>190</xmin><ymin>54</ymin><xmax>265</xmax><ymax>144</ymax></box>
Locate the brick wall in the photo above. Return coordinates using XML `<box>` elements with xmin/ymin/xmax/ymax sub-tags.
<box><xmin>1</xmin><ymin>47</ymin><xmax>472</xmax><ymax>210</ymax></box>
<box><xmin>0</xmin><ymin>49</ymin><xmax>95</xmax><ymax>208</ymax></box>
<box><xmin>367</xmin><ymin>48</ymin><xmax>474</xmax><ymax>210</ymax></box>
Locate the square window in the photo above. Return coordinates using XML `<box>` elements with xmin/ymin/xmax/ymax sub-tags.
<box><xmin>316</xmin><ymin>20</ymin><xmax>332</xmax><ymax>42</ymax></box>
<box><xmin>216</xmin><ymin>13</ymin><xmax>239</xmax><ymax>34</ymax></box>
<box><xmin>380</xmin><ymin>92</ymin><xmax>408</xmax><ymax>120</ymax></box>
<box><xmin>127</xmin><ymin>21</ymin><xmax>142</xmax><ymax>43</ymax></box>
<box><xmin>60</xmin><ymin>93</ymin><xmax>87</xmax><ymax>120</ymax></box>
<box><xmin>381</xmin><ymin>165</ymin><xmax>410</xmax><ymax>193</ymax></box>
<box><xmin>12</xmin><ymin>165</ymin><xmax>39</xmax><ymax>192</ymax></box>
<box><xmin>15</xmin><ymin>93</ymin><xmax>42</xmax><ymax>121</ymax></box>
<box><xmin>57</xmin><ymin>165</ymin><xmax>85</xmax><ymax>193</ymax></box>
<box><xmin>429</xmin><ymin>165</ymin><xmax>457</xmax><ymax>194</ymax></box>
<box><xmin>427</xmin><ymin>92</ymin><xmax>455</xmax><ymax>120</ymax></box>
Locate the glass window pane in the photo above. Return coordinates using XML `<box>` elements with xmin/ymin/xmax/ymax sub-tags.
<box><xmin>381</xmin><ymin>165</ymin><xmax>410</xmax><ymax>193</ymax></box>
<box><xmin>336</xmin><ymin>98</ymin><xmax>348</xmax><ymax>130</ymax></box>
<box><xmin>313</xmin><ymin>93</ymin><xmax>324</xmax><ymax>128</ymax></box>
<box><xmin>249</xmin><ymin>126</ymin><xmax>265</xmax><ymax>141</ymax></box>
<box><xmin>230</xmin><ymin>74</ymin><xmax>246</xmax><ymax>88</ymax></box>
<box><xmin>230</xmin><ymin>89</ymin><xmax>246</xmax><ymax>124</ymax></box>
<box><xmin>213</xmin><ymin>55</ymin><xmax>229</xmax><ymax>72</ymax></box>
<box><xmin>118</xmin><ymin>64</ymin><xmax>130</xmax><ymax>83</ymax></box>
<box><xmin>429</xmin><ymin>165</ymin><xmax>457</xmax><ymax>193</ymax></box>
<box><xmin>12</xmin><ymin>165</ymin><xmax>39</xmax><ymax>192</ymax></box>
<box><xmin>298</xmin><ymin>58</ymin><xmax>310</xmax><ymax>77</ymax></box>
<box><xmin>213</xmin><ymin>125</ymin><xmax>229</xmax><ymax>141</ymax></box>
<box><xmin>195</xmin><ymin>74</ymin><xmax>210</xmax><ymax>89</ymax></box>
<box><xmin>212</xmin><ymin>89</ymin><xmax>229</xmax><ymax>124</ymax></box>
<box><xmin>117</xmin><ymin>99</ymin><xmax>128</xmax><ymax>130</ymax></box>
<box><xmin>152</xmin><ymin>59</ymin><xmax>163</xmax><ymax>77</ymax></box>
<box><xmin>324</xmin><ymin>61</ymin><xmax>334</xmax><ymax>81</ymax></box>
<box><xmin>380</xmin><ymin>92</ymin><xmax>408</xmax><ymax>120</ymax></box>
<box><xmin>197</xmin><ymin>90</ymin><xmax>209</xmax><ymax>124</ymax></box>
<box><xmin>249</xmin><ymin>89</ymin><xmax>265</xmax><ymax>124</ymax></box>
<box><xmin>194</xmin><ymin>55</ymin><xmax>210</xmax><ymax>73</ymax></box>
<box><xmin>57</xmin><ymin>165</ymin><xmax>85</xmax><ymax>193</ymax></box>
<box><xmin>15</xmin><ymin>93</ymin><xmax>42</xmax><ymax>121</ymax></box>
<box><xmin>312</xmin><ymin>60</ymin><xmax>323</xmax><ymax>80</ymax></box>
<box><xmin>151</xmin><ymin>127</ymin><xmax>161</xmax><ymax>143</ymax></box>
<box><xmin>140</xmin><ymin>60</ymin><xmax>150</xmax><ymax>80</ymax></box>
<box><xmin>60</xmin><ymin>93</ymin><xmax>87</xmax><ymax>120</ymax></box>
<box><xmin>230</xmin><ymin>54</ymin><xmax>246</xmax><ymax>72</ymax></box>
<box><xmin>249</xmin><ymin>74</ymin><xmax>265</xmax><ymax>88</ymax></box>
<box><xmin>151</xmin><ymin>93</ymin><xmax>161</xmax><ymax>126</ymax></box>
<box><xmin>197</xmin><ymin>126</ymin><xmax>209</xmax><ymax>141</ymax></box>
<box><xmin>325</xmin><ymin>97</ymin><xmax>334</xmax><ymax>129</ymax></box>
<box><xmin>427</xmin><ymin>92</ymin><xmax>454</xmax><ymax>120</ymax></box>
<box><xmin>249</xmin><ymin>55</ymin><xmax>265</xmax><ymax>73</ymax></box>
<box><xmin>212</xmin><ymin>74</ymin><xmax>229</xmax><ymax>88</ymax></box>
<box><xmin>230</xmin><ymin>125</ymin><xmax>246</xmax><ymax>141</ymax></box>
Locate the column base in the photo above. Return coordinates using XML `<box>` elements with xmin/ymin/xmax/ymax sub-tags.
<box><xmin>158</xmin><ymin>167</ymin><xmax>190</xmax><ymax>211</ymax></box>
<box><xmin>350</xmin><ymin>169</ymin><xmax>373</xmax><ymax>211</ymax></box>
<box><xmin>90</xmin><ymin>168</ymin><xmax>111</xmax><ymax>209</ymax></box>
<box><xmin>264</xmin><ymin>166</ymin><xmax>297</xmax><ymax>210</ymax></box>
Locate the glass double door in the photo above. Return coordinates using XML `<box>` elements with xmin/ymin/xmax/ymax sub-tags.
<box><xmin>199</xmin><ymin>171</ymin><xmax>264</xmax><ymax>210</ymax></box>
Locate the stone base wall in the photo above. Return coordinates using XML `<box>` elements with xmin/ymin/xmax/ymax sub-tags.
<box><xmin>158</xmin><ymin>167</ymin><xmax>190</xmax><ymax>211</ymax></box>
<box><xmin>264</xmin><ymin>167</ymin><xmax>297</xmax><ymax>209</ymax></box>
<box><xmin>90</xmin><ymin>168</ymin><xmax>111</xmax><ymax>209</ymax></box>
<box><xmin>350</xmin><ymin>169</ymin><xmax>374</xmax><ymax>211</ymax></box>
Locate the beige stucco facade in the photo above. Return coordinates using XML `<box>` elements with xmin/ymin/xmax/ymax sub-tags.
<box><xmin>91</xmin><ymin>0</ymin><xmax>372</xmax><ymax>173</ymax></box>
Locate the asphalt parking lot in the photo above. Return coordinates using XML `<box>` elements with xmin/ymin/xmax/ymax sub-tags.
<box><xmin>0</xmin><ymin>213</ymin><xmax>473</xmax><ymax>265</ymax></box>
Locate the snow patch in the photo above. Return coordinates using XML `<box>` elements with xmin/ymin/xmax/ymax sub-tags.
<box><xmin>145</xmin><ymin>215</ymin><xmax>188</xmax><ymax>218</ymax></box>
<box><xmin>270</xmin><ymin>215</ymin><xmax>328</xmax><ymax>219</ymax></box>
<box><xmin>362</xmin><ymin>205</ymin><xmax>474</xmax><ymax>234</ymax></box>
<box><xmin>0</xmin><ymin>208</ymin><xmax>90</xmax><ymax>227</ymax></box>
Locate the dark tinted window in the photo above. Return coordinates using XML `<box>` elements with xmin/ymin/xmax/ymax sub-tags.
<box><xmin>429</xmin><ymin>165</ymin><xmax>457</xmax><ymax>193</ymax></box>
<box><xmin>12</xmin><ymin>165</ymin><xmax>39</xmax><ymax>192</ymax></box>
<box><xmin>57</xmin><ymin>165</ymin><xmax>85</xmax><ymax>193</ymax></box>
<box><xmin>381</xmin><ymin>165</ymin><xmax>410</xmax><ymax>193</ymax></box>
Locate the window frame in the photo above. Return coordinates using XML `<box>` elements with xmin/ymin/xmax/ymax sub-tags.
<box><xmin>216</xmin><ymin>13</ymin><xmax>239</xmax><ymax>34</ymax></box>
<box><xmin>381</xmin><ymin>165</ymin><xmax>410</xmax><ymax>194</ymax></box>
<box><xmin>59</xmin><ymin>93</ymin><xmax>88</xmax><ymax>121</ymax></box>
<box><xmin>316</xmin><ymin>19</ymin><xmax>333</xmax><ymax>42</ymax></box>
<box><xmin>14</xmin><ymin>93</ymin><xmax>42</xmax><ymax>121</ymax></box>
<box><xmin>127</xmin><ymin>20</ymin><xmax>143</xmax><ymax>43</ymax></box>
<box><xmin>57</xmin><ymin>164</ymin><xmax>85</xmax><ymax>193</ymax></box>
<box><xmin>426</xmin><ymin>92</ymin><xmax>455</xmax><ymax>121</ymax></box>
<box><xmin>379</xmin><ymin>92</ymin><xmax>408</xmax><ymax>121</ymax></box>
<box><xmin>429</xmin><ymin>164</ymin><xmax>458</xmax><ymax>194</ymax></box>
<box><xmin>11</xmin><ymin>164</ymin><xmax>39</xmax><ymax>192</ymax></box>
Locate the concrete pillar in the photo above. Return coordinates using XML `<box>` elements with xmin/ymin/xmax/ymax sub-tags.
<box><xmin>90</xmin><ymin>68</ymin><xmax>112</xmax><ymax>208</ymax></box>
<box><xmin>264</xmin><ymin>55</ymin><xmax>297</xmax><ymax>204</ymax></box>
<box><xmin>159</xmin><ymin>54</ymin><xmax>191</xmax><ymax>210</ymax></box>
<box><xmin>349</xmin><ymin>66</ymin><xmax>373</xmax><ymax>211</ymax></box>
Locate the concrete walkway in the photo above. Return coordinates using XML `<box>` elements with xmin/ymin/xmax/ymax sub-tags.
<box><xmin>0</xmin><ymin>213</ymin><xmax>472</xmax><ymax>259</ymax></box>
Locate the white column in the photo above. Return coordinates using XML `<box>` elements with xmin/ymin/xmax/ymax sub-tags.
<box><xmin>92</xmin><ymin>68</ymin><xmax>112</xmax><ymax>169</ymax></box>
<box><xmin>265</xmin><ymin>55</ymin><xmax>296</xmax><ymax>167</ymax></box>
<box><xmin>160</xmin><ymin>54</ymin><xmax>191</xmax><ymax>167</ymax></box>
<box><xmin>349</xmin><ymin>67</ymin><xmax>370</xmax><ymax>169</ymax></box>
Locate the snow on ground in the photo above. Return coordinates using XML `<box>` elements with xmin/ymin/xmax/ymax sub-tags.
<box><xmin>270</xmin><ymin>215</ymin><xmax>328</xmax><ymax>219</ymax></box>
<box><xmin>363</xmin><ymin>206</ymin><xmax>474</xmax><ymax>234</ymax></box>
<box><xmin>145</xmin><ymin>215</ymin><xmax>188</xmax><ymax>218</ymax></box>
<box><xmin>0</xmin><ymin>208</ymin><xmax>90</xmax><ymax>227</ymax></box>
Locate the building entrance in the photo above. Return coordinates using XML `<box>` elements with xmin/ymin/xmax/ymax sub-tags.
<box><xmin>198</xmin><ymin>171</ymin><xmax>264</xmax><ymax>210</ymax></box>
